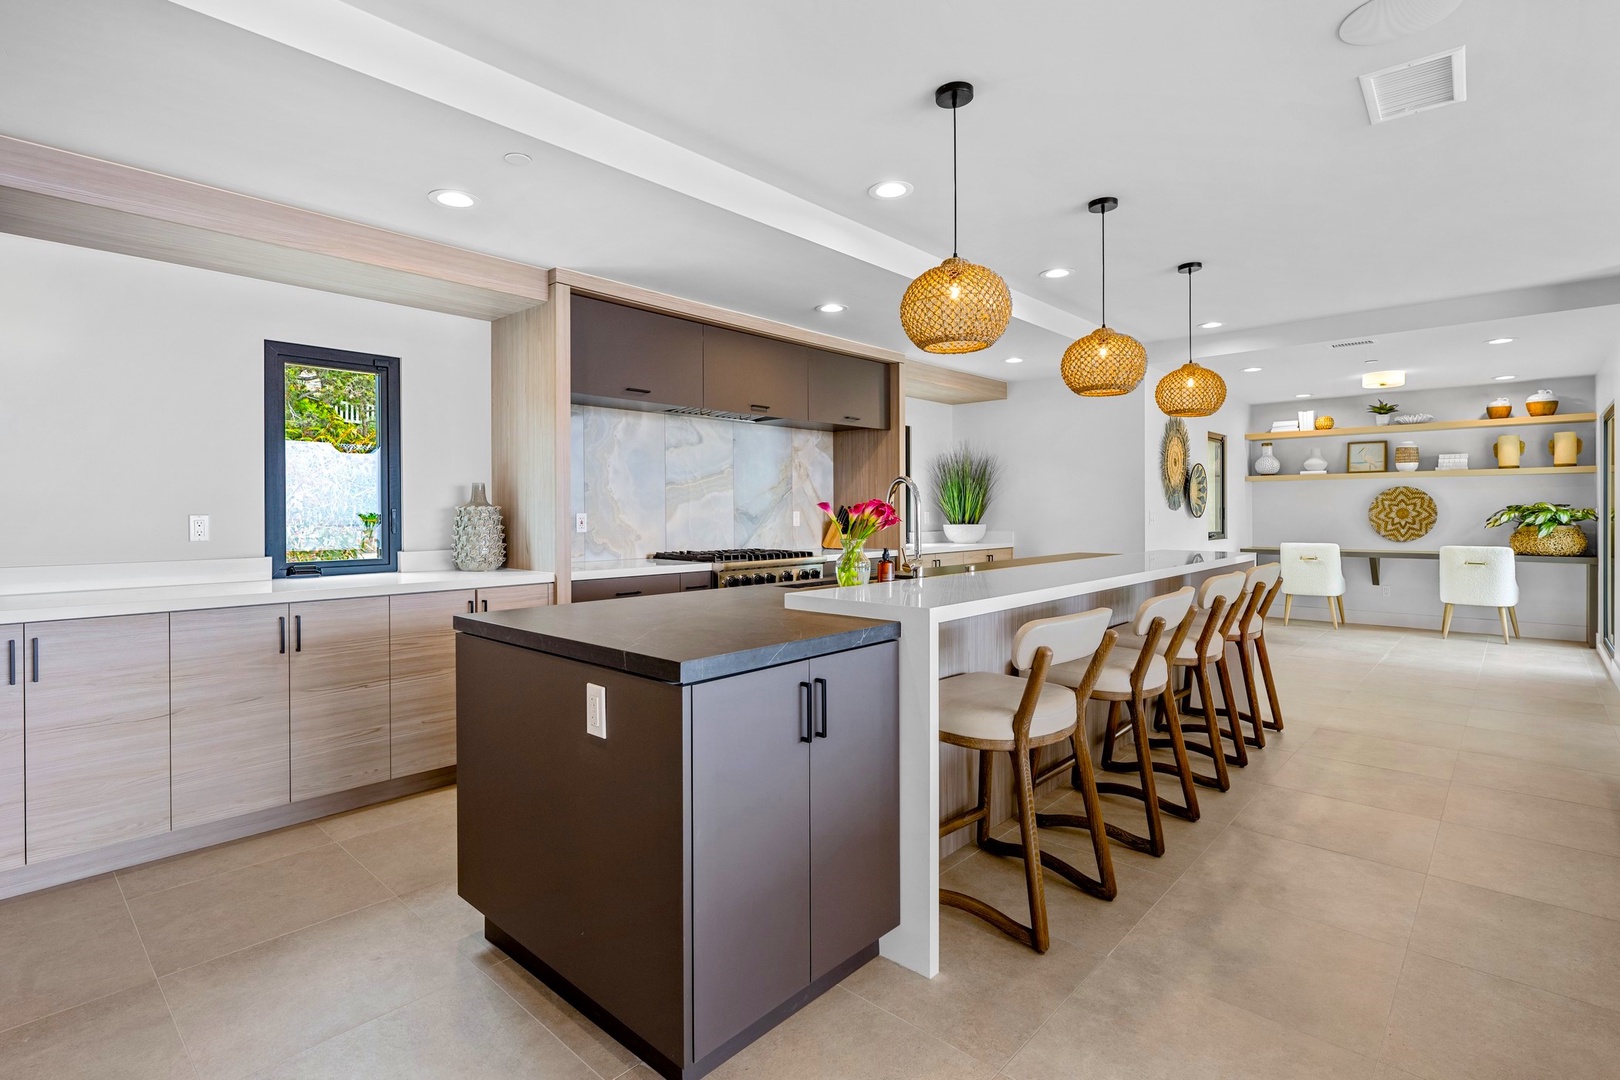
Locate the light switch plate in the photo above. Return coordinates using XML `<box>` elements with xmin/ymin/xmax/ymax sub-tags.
<box><xmin>576</xmin><ymin>513</ymin><xmax>588</xmax><ymax>534</ymax></box>
<box><xmin>586</xmin><ymin>683</ymin><xmax>607</xmax><ymax>739</ymax></box>
<box><xmin>792</xmin><ymin>510</ymin><xmax>801</xmax><ymax>527</ymax></box>
<box><xmin>189</xmin><ymin>515</ymin><xmax>210</xmax><ymax>542</ymax></box>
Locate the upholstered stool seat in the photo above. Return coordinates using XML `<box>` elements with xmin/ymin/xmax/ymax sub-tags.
<box><xmin>1439</xmin><ymin>545</ymin><xmax>1520</xmax><ymax>644</ymax></box>
<box><xmin>1055</xmin><ymin>650</ymin><xmax>1168</xmax><ymax>697</ymax></box>
<box><xmin>940</xmin><ymin>673</ymin><xmax>1079</xmax><ymax>749</ymax></box>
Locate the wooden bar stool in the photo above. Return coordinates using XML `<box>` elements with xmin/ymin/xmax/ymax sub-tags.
<box><xmin>1047</xmin><ymin>588</ymin><xmax>1198</xmax><ymax>857</ymax></box>
<box><xmin>1226</xmin><ymin>562</ymin><xmax>1286</xmax><ymax>745</ymax></box>
<box><xmin>938</xmin><ymin>608</ymin><xmax>1118</xmax><ymax>952</ymax></box>
<box><xmin>1142</xmin><ymin>571</ymin><xmax>1248</xmax><ymax>783</ymax></box>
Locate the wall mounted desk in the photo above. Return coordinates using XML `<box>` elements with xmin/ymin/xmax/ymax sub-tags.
<box><xmin>1242</xmin><ymin>546</ymin><xmax>1598</xmax><ymax>646</ymax></box>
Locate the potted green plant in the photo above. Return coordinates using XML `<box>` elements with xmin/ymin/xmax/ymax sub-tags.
<box><xmin>929</xmin><ymin>443</ymin><xmax>1001</xmax><ymax>544</ymax></box>
<box><xmin>1367</xmin><ymin>400</ymin><xmax>1398</xmax><ymax>426</ymax></box>
<box><xmin>1485</xmin><ymin>502</ymin><xmax>1596</xmax><ymax>556</ymax></box>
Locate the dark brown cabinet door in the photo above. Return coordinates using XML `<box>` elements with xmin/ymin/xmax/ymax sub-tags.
<box><xmin>808</xmin><ymin>642</ymin><xmax>900</xmax><ymax>979</ymax></box>
<box><xmin>691</xmin><ymin>660</ymin><xmax>812</xmax><ymax>1060</ymax></box>
<box><xmin>571</xmin><ymin>294</ymin><xmax>704</xmax><ymax>409</ymax></box>
<box><xmin>568</xmin><ymin>573</ymin><xmax>684</xmax><ymax>604</ymax></box>
<box><xmin>702</xmin><ymin>326</ymin><xmax>808</xmax><ymax>421</ymax></box>
<box><xmin>807</xmin><ymin>352</ymin><xmax>890</xmax><ymax>430</ymax></box>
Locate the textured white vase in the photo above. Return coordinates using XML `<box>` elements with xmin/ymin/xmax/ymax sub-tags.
<box><xmin>1253</xmin><ymin>442</ymin><xmax>1281</xmax><ymax>475</ymax></box>
<box><xmin>942</xmin><ymin>522</ymin><xmax>987</xmax><ymax>544</ymax></box>
<box><xmin>453</xmin><ymin>483</ymin><xmax>507</xmax><ymax>571</ymax></box>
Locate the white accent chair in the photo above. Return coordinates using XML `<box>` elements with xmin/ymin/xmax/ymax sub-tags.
<box><xmin>1439</xmin><ymin>545</ymin><xmax>1520</xmax><ymax>644</ymax></box>
<box><xmin>1279</xmin><ymin>542</ymin><xmax>1347</xmax><ymax>627</ymax></box>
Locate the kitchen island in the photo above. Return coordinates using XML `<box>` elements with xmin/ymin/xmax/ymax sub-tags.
<box><xmin>453</xmin><ymin>587</ymin><xmax>900</xmax><ymax>1080</ymax></box>
<box><xmin>784</xmin><ymin>548</ymin><xmax>1255</xmax><ymax>978</ymax></box>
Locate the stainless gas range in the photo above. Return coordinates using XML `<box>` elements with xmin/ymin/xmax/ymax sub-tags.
<box><xmin>649</xmin><ymin>548</ymin><xmax>827</xmax><ymax>588</ymax></box>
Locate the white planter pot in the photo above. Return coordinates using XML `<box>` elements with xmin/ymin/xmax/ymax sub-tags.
<box><xmin>1374</xmin><ymin>415</ymin><xmax>1391</xmax><ymax>426</ymax></box>
<box><xmin>942</xmin><ymin>523</ymin><xmax>988</xmax><ymax>544</ymax></box>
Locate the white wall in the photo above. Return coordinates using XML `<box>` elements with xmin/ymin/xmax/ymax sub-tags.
<box><xmin>1142</xmin><ymin>390</ymin><xmax>1252</xmax><ymax>553</ymax></box>
<box><xmin>0</xmin><ymin>234</ymin><xmax>491</xmax><ymax>568</ymax></box>
<box><xmin>902</xmin><ymin>396</ymin><xmax>956</xmax><ymax>532</ymax></box>
<box><xmin>951</xmin><ymin>378</ymin><xmax>1146</xmax><ymax>557</ymax></box>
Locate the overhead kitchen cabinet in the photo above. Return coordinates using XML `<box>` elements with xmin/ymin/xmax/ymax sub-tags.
<box><xmin>806</xmin><ymin>351</ymin><xmax>889</xmax><ymax>430</ymax></box>
<box><xmin>572</xmin><ymin>294</ymin><xmax>704</xmax><ymax>410</ymax></box>
<box><xmin>701</xmin><ymin>326</ymin><xmax>809</xmax><ymax>422</ymax></box>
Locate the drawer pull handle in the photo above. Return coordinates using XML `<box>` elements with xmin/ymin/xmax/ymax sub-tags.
<box><xmin>481</xmin><ymin>599</ymin><xmax>489</xmax><ymax>611</ymax></box>
<box><xmin>279</xmin><ymin>616</ymin><xmax>286</xmax><ymax>655</ymax></box>
<box><xmin>294</xmin><ymin>615</ymin><xmax>302</xmax><ymax>652</ymax></box>
<box><xmin>813</xmin><ymin>677</ymin><xmax>828</xmax><ymax>739</ymax></box>
<box><xmin>624</xmin><ymin>386</ymin><xmax>652</xmax><ymax>394</ymax></box>
<box><xmin>468</xmin><ymin>599</ymin><xmax>475</xmax><ymax>613</ymax></box>
<box><xmin>30</xmin><ymin>638</ymin><xmax>39</xmax><ymax>683</ymax></box>
<box><xmin>614</xmin><ymin>590</ymin><xmax>643</xmax><ymax>598</ymax></box>
<box><xmin>6</xmin><ymin>639</ymin><xmax>13</xmax><ymax>686</ymax></box>
<box><xmin>750</xmin><ymin>403</ymin><xmax>770</xmax><ymax>412</ymax></box>
<box><xmin>844</xmin><ymin>415</ymin><xmax>860</xmax><ymax>421</ymax></box>
<box><xmin>1465</xmin><ymin>560</ymin><xmax>1488</xmax><ymax>566</ymax></box>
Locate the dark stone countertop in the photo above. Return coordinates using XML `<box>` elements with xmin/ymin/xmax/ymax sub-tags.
<box><xmin>454</xmin><ymin>584</ymin><xmax>900</xmax><ymax>684</ymax></box>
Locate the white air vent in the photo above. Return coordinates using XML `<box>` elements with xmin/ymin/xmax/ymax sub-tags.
<box><xmin>1331</xmin><ymin>339</ymin><xmax>1376</xmax><ymax>349</ymax></box>
<box><xmin>1359</xmin><ymin>47</ymin><xmax>1466</xmax><ymax>124</ymax></box>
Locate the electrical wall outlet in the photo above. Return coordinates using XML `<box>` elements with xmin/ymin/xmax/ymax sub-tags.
<box><xmin>793</xmin><ymin>510</ymin><xmax>801</xmax><ymax>527</ymax></box>
<box><xmin>576</xmin><ymin>513</ymin><xmax>588</xmax><ymax>534</ymax></box>
<box><xmin>922</xmin><ymin>510</ymin><xmax>937</xmax><ymax>525</ymax></box>
<box><xmin>585</xmin><ymin>682</ymin><xmax>607</xmax><ymax>739</ymax></box>
<box><xmin>189</xmin><ymin>515</ymin><xmax>210</xmax><ymax>542</ymax></box>
<box><xmin>1380</xmin><ymin>584</ymin><xmax>1392</xmax><ymax>598</ymax></box>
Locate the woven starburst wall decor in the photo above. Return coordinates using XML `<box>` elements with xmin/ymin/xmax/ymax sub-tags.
<box><xmin>1368</xmin><ymin>486</ymin><xmax>1437</xmax><ymax>542</ymax></box>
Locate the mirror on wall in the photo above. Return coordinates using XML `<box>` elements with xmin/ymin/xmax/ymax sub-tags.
<box><xmin>1606</xmin><ymin>407</ymin><xmax>1615</xmax><ymax>655</ymax></box>
<box><xmin>1207</xmin><ymin>433</ymin><xmax>1227</xmax><ymax>541</ymax></box>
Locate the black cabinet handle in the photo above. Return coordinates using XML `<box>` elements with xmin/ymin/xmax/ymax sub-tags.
<box><xmin>750</xmin><ymin>404</ymin><xmax>770</xmax><ymax>412</ymax></box>
<box><xmin>279</xmin><ymin>616</ymin><xmax>286</xmax><ymax>655</ymax></box>
<box><xmin>799</xmin><ymin>681</ymin><xmax>813</xmax><ymax>743</ymax></box>
<box><xmin>481</xmin><ymin>599</ymin><xmax>489</xmax><ymax>611</ymax></box>
<box><xmin>6</xmin><ymin>639</ymin><xmax>13</xmax><ymax>686</ymax></box>
<box><xmin>614</xmin><ymin>590</ymin><xmax>643</xmax><ymax>598</ymax></box>
<box><xmin>624</xmin><ymin>386</ymin><xmax>652</xmax><ymax>394</ymax></box>
<box><xmin>30</xmin><ymin>638</ymin><xmax>39</xmax><ymax>683</ymax></box>
<box><xmin>467</xmin><ymin>599</ymin><xmax>475</xmax><ymax>613</ymax></box>
<box><xmin>294</xmin><ymin>615</ymin><xmax>302</xmax><ymax>652</ymax></box>
<box><xmin>813</xmin><ymin>677</ymin><xmax>828</xmax><ymax>738</ymax></box>
<box><xmin>844</xmin><ymin>415</ymin><xmax>860</xmax><ymax>421</ymax></box>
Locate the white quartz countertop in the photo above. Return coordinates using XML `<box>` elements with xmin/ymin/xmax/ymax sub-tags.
<box><xmin>569</xmin><ymin>560</ymin><xmax>703</xmax><ymax>581</ymax></box>
<box><xmin>785</xmin><ymin>550</ymin><xmax>1254</xmax><ymax>623</ymax></box>
<box><xmin>0</xmin><ymin>568</ymin><xmax>556</xmax><ymax>623</ymax></box>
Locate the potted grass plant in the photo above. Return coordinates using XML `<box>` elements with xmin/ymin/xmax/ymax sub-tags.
<box><xmin>1485</xmin><ymin>502</ymin><xmax>1596</xmax><ymax>556</ymax></box>
<box><xmin>929</xmin><ymin>443</ymin><xmax>1001</xmax><ymax>544</ymax></box>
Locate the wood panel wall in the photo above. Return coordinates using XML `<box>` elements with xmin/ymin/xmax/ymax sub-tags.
<box><xmin>834</xmin><ymin>362</ymin><xmax>905</xmax><ymax>550</ymax></box>
<box><xmin>901</xmin><ymin>360</ymin><xmax>1008</xmax><ymax>406</ymax></box>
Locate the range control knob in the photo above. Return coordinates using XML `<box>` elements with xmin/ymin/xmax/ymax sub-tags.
<box><xmin>724</xmin><ymin>576</ymin><xmax>739</xmax><ymax>587</ymax></box>
<box><xmin>764</xmin><ymin>572</ymin><xmax>777</xmax><ymax>584</ymax></box>
<box><xmin>751</xmin><ymin>573</ymin><xmax>766</xmax><ymax>585</ymax></box>
<box><xmin>809</xmin><ymin>568</ymin><xmax>821</xmax><ymax>579</ymax></box>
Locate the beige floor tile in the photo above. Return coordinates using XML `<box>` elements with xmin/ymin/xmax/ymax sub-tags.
<box><xmin>160</xmin><ymin>899</ymin><xmax>462</xmax><ymax>1080</ymax></box>
<box><xmin>127</xmin><ymin>843</ymin><xmax>392</xmax><ymax>976</ymax></box>
<box><xmin>1266</xmin><ymin>754</ymin><xmax>1450</xmax><ymax>818</ymax></box>
<box><xmin>1475</xmin><ymin>672</ymin><xmax>1608</xmax><ymax>705</ymax></box>
<box><xmin>0</xmin><ymin>875</ymin><xmax>156</xmax><ymax>1033</ymax></box>
<box><xmin>1464</xmin><ymin>705</ymin><xmax>1620</xmax><ymax>739</ymax></box>
<box><xmin>1409</xmin><ymin>877</ymin><xmax>1620</xmax><ymax>1013</ymax></box>
<box><xmin>257</xmin><ymin>968</ymin><xmax>598</xmax><ymax>1080</ymax></box>
<box><xmin>1310</xmin><ymin>708</ymin><xmax>1465</xmax><ymax>751</ymax></box>
<box><xmin>1003</xmin><ymin>958</ymin><xmax>1374</xmax><ymax>1080</ymax></box>
<box><xmin>338</xmin><ymin>809</ymin><xmax>457</xmax><ymax>895</ymax></box>
<box><xmin>117</xmin><ymin>824</ymin><xmax>331</xmax><ymax>900</ymax></box>
<box><xmin>1110</xmin><ymin>878</ymin><xmax>1405</xmax><ymax>1055</ymax></box>
<box><xmin>842</xmin><ymin>908</ymin><xmax>1101</xmax><ymax>1069</ymax></box>
<box><xmin>398</xmin><ymin>879</ymin><xmax>484</xmax><ymax>941</ymax></box>
<box><xmin>1470</xmin><ymin>691</ymin><xmax>1612</xmax><ymax>724</ymax></box>
<box><xmin>485</xmin><ymin>959</ymin><xmax>639</xmax><ymax>1080</ymax></box>
<box><xmin>317</xmin><ymin>785</ymin><xmax>457</xmax><ymax>842</ymax></box>
<box><xmin>1233</xmin><ymin>786</ymin><xmax>1439</xmax><ymax>872</ymax></box>
<box><xmin>1297</xmin><ymin>729</ymin><xmax>1458</xmax><ymax>779</ymax></box>
<box><xmin>1382</xmin><ymin>952</ymin><xmax>1620</xmax><ymax>1080</ymax></box>
<box><xmin>1442</xmin><ymin>781</ymin><xmax>1620</xmax><ymax>857</ymax></box>
<box><xmin>1015</xmin><ymin>788</ymin><xmax>1220</xmax><ymax>880</ymax></box>
<box><xmin>1452</xmin><ymin>750</ymin><xmax>1620</xmax><ymax>810</ymax></box>
<box><xmin>1427</xmin><ymin>822</ymin><xmax>1620</xmax><ymax>921</ymax></box>
<box><xmin>709</xmin><ymin>986</ymin><xmax>993</xmax><ymax>1080</ymax></box>
<box><xmin>1458</xmin><ymin>726</ymin><xmax>1620</xmax><ymax>775</ymax></box>
<box><xmin>0</xmin><ymin>983</ymin><xmax>191</xmax><ymax>1080</ymax></box>
<box><xmin>1181</xmin><ymin>827</ymin><xmax>1425</xmax><ymax>946</ymax></box>
<box><xmin>1367</xmin><ymin>664</ymin><xmax>1480</xmax><ymax>689</ymax></box>
<box><xmin>1342</xmin><ymin>681</ymin><xmax>1475</xmax><ymax>715</ymax></box>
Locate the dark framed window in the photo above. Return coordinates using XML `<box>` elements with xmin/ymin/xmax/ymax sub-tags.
<box><xmin>1206</xmin><ymin>433</ymin><xmax>1227</xmax><ymax>541</ymax></box>
<box><xmin>264</xmin><ymin>340</ymin><xmax>401</xmax><ymax>576</ymax></box>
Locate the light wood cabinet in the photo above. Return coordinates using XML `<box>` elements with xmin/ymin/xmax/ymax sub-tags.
<box><xmin>23</xmin><ymin>614</ymin><xmax>171</xmax><ymax>863</ymax></box>
<box><xmin>919</xmin><ymin>547</ymin><xmax>1014</xmax><ymax>569</ymax></box>
<box><xmin>0</xmin><ymin>624</ymin><xmax>22</xmax><ymax>871</ymax></box>
<box><xmin>171</xmin><ymin>606</ymin><xmax>291</xmax><ymax>829</ymax></box>
<box><xmin>289</xmin><ymin>597</ymin><xmax>391</xmax><ymax>800</ymax></box>
<box><xmin>473</xmin><ymin>583</ymin><xmax>554</xmax><ymax>612</ymax></box>
<box><xmin>389</xmin><ymin>590</ymin><xmax>472</xmax><ymax>777</ymax></box>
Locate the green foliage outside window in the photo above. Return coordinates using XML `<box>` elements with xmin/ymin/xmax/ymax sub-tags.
<box><xmin>285</xmin><ymin>366</ymin><xmax>378</xmax><ymax>451</ymax></box>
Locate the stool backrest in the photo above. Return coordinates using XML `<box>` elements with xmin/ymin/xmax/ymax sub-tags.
<box><xmin>1197</xmin><ymin>571</ymin><xmax>1247</xmax><ymax>613</ymax></box>
<box><xmin>1195</xmin><ymin>571</ymin><xmax>1248</xmax><ymax>655</ymax></box>
<box><xmin>1131</xmin><ymin>587</ymin><xmax>1194</xmax><ymax>638</ymax></box>
<box><xmin>1246</xmin><ymin>562</ymin><xmax>1282</xmax><ymax>591</ymax></box>
<box><xmin>1236</xmin><ymin>561</ymin><xmax>1284</xmax><ymax>634</ymax></box>
<box><xmin>1439</xmin><ymin>545</ymin><xmax>1517</xmax><ymax>606</ymax></box>
<box><xmin>1280</xmin><ymin>542</ymin><xmax>1345</xmax><ymax>594</ymax></box>
<box><xmin>1011</xmin><ymin>607</ymin><xmax>1113</xmax><ymax>672</ymax></box>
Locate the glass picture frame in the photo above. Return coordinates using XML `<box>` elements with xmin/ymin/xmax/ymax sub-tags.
<box><xmin>1346</xmin><ymin>439</ymin><xmax>1388</xmax><ymax>473</ymax></box>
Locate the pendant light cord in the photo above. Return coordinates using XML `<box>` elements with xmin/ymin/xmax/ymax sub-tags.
<box><xmin>1099</xmin><ymin>207</ymin><xmax>1107</xmax><ymax>327</ymax></box>
<box><xmin>1187</xmin><ymin>265</ymin><xmax>1194</xmax><ymax>365</ymax></box>
<box><xmin>951</xmin><ymin>91</ymin><xmax>959</xmax><ymax>259</ymax></box>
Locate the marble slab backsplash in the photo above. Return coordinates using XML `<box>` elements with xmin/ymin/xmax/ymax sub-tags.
<box><xmin>571</xmin><ymin>405</ymin><xmax>835</xmax><ymax>561</ymax></box>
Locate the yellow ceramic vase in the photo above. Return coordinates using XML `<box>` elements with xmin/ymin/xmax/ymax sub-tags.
<box><xmin>1493</xmin><ymin>435</ymin><xmax>1524</xmax><ymax>468</ymax></box>
<box><xmin>1548</xmin><ymin>431</ymin><xmax>1583</xmax><ymax>467</ymax></box>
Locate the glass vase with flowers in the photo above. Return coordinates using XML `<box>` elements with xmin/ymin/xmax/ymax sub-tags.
<box><xmin>818</xmin><ymin>499</ymin><xmax>900</xmax><ymax>586</ymax></box>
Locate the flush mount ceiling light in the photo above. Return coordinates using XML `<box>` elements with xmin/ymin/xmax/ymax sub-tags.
<box><xmin>1243</xmin><ymin>367</ymin><xmax>1262</xmax><ymax>373</ymax></box>
<box><xmin>1155</xmin><ymin>262</ymin><xmax>1228</xmax><ymax>417</ymax></box>
<box><xmin>1005</xmin><ymin>356</ymin><xmax>1025</xmax><ymax>364</ymax></box>
<box><xmin>898</xmin><ymin>82</ymin><xmax>1012</xmax><ymax>354</ymax></box>
<box><xmin>1295</xmin><ymin>393</ymin><xmax>1313</xmax><ymax>398</ymax></box>
<box><xmin>502</xmin><ymin>152</ymin><xmax>532</xmax><ymax>166</ymax></box>
<box><xmin>816</xmin><ymin>303</ymin><xmax>846</xmax><ymax>313</ymax></box>
<box><xmin>868</xmin><ymin>180</ymin><xmax>913</xmax><ymax>199</ymax></box>
<box><xmin>1040</xmin><ymin>267</ymin><xmax>1071</xmax><ymax>279</ymax></box>
<box><xmin>1363</xmin><ymin>369</ymin><xmax>1406</xmax><ymax>389</ymax></box>
<box><xmin>1495</xmin><ymin>374</ymin><xmax>1517</xmax><ymax>381</ymax></box>
<box><xmin>1200</xmin><ymin>321</ymin><xmax>1223</xmax><ymax>329</ymax></box>
<box><xmin>1339</xmin><ymin>0</ymin><xmax>1463</xmax><ymax>46</ymax></box>
<box><xmin>1061</xmin><ymin>196</ymin><xmax>1148</xmax><ymax>396</ymax></box>
<box><xmin>428</xmin><ymin>188</ymin><xmax>477</xmax><ymax>208</ymax></box>
<box><xmin>1486</xmin><ymin>337</ymin><xmax>1515</xmax><ymax>345</ymax></box>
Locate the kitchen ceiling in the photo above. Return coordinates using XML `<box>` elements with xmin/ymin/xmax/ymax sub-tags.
<box><xmin>2</xmin><ymin>0</ymin><xmax>1617</xmax><ymax>392</ymax></box>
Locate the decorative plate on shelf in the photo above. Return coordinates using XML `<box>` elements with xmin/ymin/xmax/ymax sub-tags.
<box><xmin>1368</xmin><ymin>485</ymin><xmax>1437</xmax><ymax>542</ymax></box>
<box><xmin>1186</xmin><ymin>462</ymin><xmax>1208</xmax><ymax>518</ymax></box>
<box><xmin>1390</xmin><ymin>413</ymin><xmax>1436</xmax><ymax>425</ymax></box>
<box><xmin>1161</xmin><ymin>417</ymin><xmax>1188</xmax><ymax>510</ymax></box>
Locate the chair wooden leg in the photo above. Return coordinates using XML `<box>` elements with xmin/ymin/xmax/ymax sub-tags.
<box><xmin>1235</xmin><ymin>638</ymin><xmax>1266</xmax><ymax>749</ymax></box>
<box><xmin>1146</xmin><ymin>690</ymin><xmax>1200</xmax><ymax>822</ymax></box>
<box><xmin>1498</xmin><ymin>607</ymin><xmax>1513</xmax><ymax>646</ymax></box>
<box><xmin>1509</xmin><ymin>606</ymin><xmax>1521</xmax><ymax>638</ymax></box>
<box><xmin>1441</xmin><ymin>603</ymin><xmax>1454</xmax><ymax>639</ymax></box>
<box><xmin>972</xmin><ymin>746</ymin><xmax>994</xmax><ymax>846</ymax></box>
<box><xmin>1255</xmin><ymin>635</ymin><xmax>1284</xmax><ymax>730</ymax></box>
<box><xmin>1031</xmin><ymin>740</ymin><xmax>1120</xmax><ymax>902</ymax></box>
<box><xmin>1284</xmin><ymin>593</ymin><xmax>1294</xmax><ymax>626</ymax></box>
<box><xmin>1100</xmin><ymin>699</ymin><xmax>1123</xmax><ymax>771</ymax></box>
<box><xmin>1337</xmin><ymin>596</ymin><xmax>1348</xmax><ymax>624</ymax></box>
<box><xmin>939</xmin><ymin>745</ymin><xmax>1053</xmax><ymax>952</ymax></box>
<box><xmin>1214</xmin><ymin>654</ymin><xmax>1254</xmax><ymax>760</ymax></box>
<box><xmin>1199</xmin><ymin>660</ymin><xmax>1245</xmax><ymax>768</ymax></box>
<box><xmin>1094</xmin><ymin>694</ymin><xmax>1166</xmax><ymax>857</ymax></box>
<box><xmin>1329</xmin><ymin>595</ymin><xmax>1340</xmax><ymax>628</ymax></box>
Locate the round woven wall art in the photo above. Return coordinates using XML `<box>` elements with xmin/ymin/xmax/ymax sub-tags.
<box><xmin>1368</xmin><ymin>485</ymin><xmax>1437</xmax><ymax>543</ymax></box>
<box><xmin>1186</xmin><ymin>462</ymin><xmax>1208</xmax><ymax>518</ymax></box>
<box><xmin>1161</xmin><ymin>417</ymin><xmax>1189</xmax><ymax>510</ymax></box>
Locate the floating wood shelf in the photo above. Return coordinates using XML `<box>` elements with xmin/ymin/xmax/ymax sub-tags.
<box><xmin>1245</xmin><ymin>412</ymin><xmax>1595</xmax><ymax>442</ymax></box>
<box><xmin>1247</xmin><ymin>466</ymin><xmax>1595</xmax><ymax>483</ymax></box>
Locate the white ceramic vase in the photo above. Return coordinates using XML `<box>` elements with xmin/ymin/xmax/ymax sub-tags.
<box><xmin>1302</xmin><ymin>447</ymin><xmax>1328</xmax><ymax>473</ymax></box>
<box><xmin>942</xmin><ymin>522</ymin><xmax>987</xmax><ymax>544</ymax></box>
<box><xmin>1253</xmin><ymin>442</ymin><xmax>1281</xmax><ymax>475</ymax></box>
<box><xmin>453</xmin><ymin>482</ymin><xmax>507</xmax><ymax>571</ymax></box>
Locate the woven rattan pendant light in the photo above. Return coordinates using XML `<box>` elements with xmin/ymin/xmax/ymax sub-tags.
<box><xmin>1155</xmin><ymin>261</ymin><xmax>1228</xmax><ymax>417</ymax></box>
<box><xmin>898</xmin><ymin>82</ymin><xmax>1011</xmax><ymax>354</ymax></box>
<box><xmin>1061</xmin><ymin>197</ymin><xmax>1148</xmax><ymax>396</ymax></box>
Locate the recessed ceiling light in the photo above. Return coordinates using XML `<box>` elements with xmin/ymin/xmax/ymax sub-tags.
<box><xmin>1004</xmin><ymin>356</ymin><xmax>1025</xmax><ymax>364</ymax></box>
<box><xmin>1243</xmin><ymin>367</ymin><xmax>1262</xmax><ymax>373</ymax></box>
<box><xmin>1486</xmin><ymin>337</ymin><xmax>1514</xmax><ymax>345</ymax></box>
<box><xmin>1295</xmin><ymin>393</ymin><xmax>1313</xmax><ymax>398</ymax></box>
<box><xmin>1199</xmin><ymin>321</ymin><xmax>1223</xmax><ymax>329</ymax></box>
<box><xmin>502</xmin><ymin>152</ymin><xmax>532</xmax><ymax>166</ymax></box>
<box><xmin>1039</xmin><ymin>267</ymin><xmax>1071</xmax><ymax>279</ymax></box>
<box><xmin>867</xmin><ymin>180</ymin><xmax>913</xmax><ymax>199</ymax></box>
<box><xmin>429</xmin><ymin>189</ymin><xmax>477</xmax><ymax>208</ymax></box>
<box><xmin>815</xmin><ymin>303</ymin><xmax>846</xmax><ymax>314</ymax></box>
<box><xmin>1494</xmin><ymin>374</ymin><xmax>1517</xmax><ymax>381</ymax></box>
